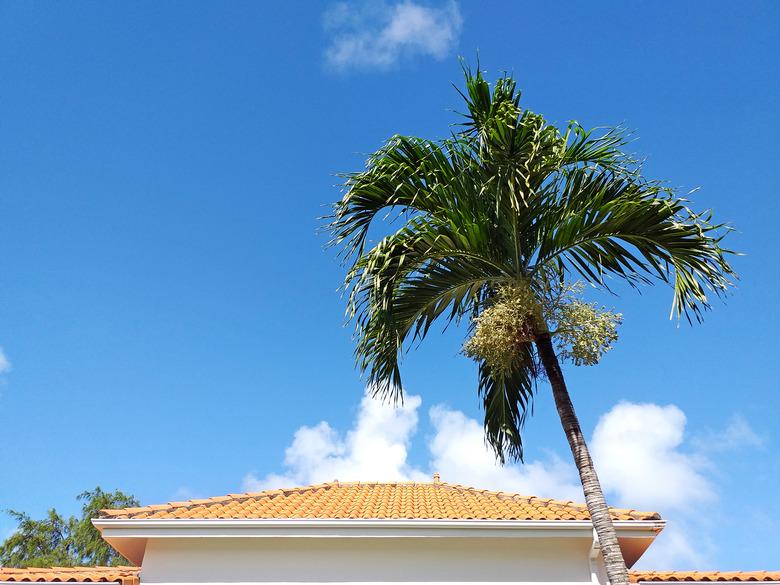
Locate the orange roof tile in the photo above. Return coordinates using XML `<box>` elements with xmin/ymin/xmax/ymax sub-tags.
<box><xmin>630</xmin><ymin>572</ymin><xmax>780</xmax><ymax>582</ymax></box>
<box><xmin>0</xmin><ymin>566</ymin><xmax>139</xmax><ymax>585</ymax></box>
<box><xmin>3</xmin><ymin>567</ymin><xmax>777</xmax><ymax>584</ymax></box>
<box><xmin>100</xmin><ymin>481</ymin><xmax>660</xmax><ymax>522</ymax></box>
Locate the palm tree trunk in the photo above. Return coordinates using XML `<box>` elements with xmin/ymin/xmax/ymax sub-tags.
<box><xmin>534</xmin><ymin>332</ymin><xmax>629</xmax><ymax>585</ymax></box>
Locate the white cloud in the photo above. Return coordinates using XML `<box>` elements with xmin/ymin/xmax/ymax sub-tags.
<box><xmin>244</xmin><ymin>392</ymin><xmax>760</xmax><ymax>569</ymax></box>
<box><xmin>243</xmin><ymin>393</ymin><xmax>428</xmax><ymax>491</ymax></box>
<box><xmin>719</xmin><ymin>414</ymin><xmax>763</xmax><ymax>448</ymax></box>
<box><xmin>587</xmin><ymin>404</ymin><xmax>763</xmax><ymax>569</ymax></box>
<box><xmin>171</xmin><ymin>486</ymin><xmax>204</xmax><ymax>502</ymax></box>
<box><xmin>637</xmin><ymin>523</ymin><xmax>709</xmax><ymax>570</ymax></box>
<box><xmin>427</xmin><ymin>405</ymin><xmax>581</xmax><ymax>500</ymax></box>
<box><xmin>0</xmin><ymin>348</ymin><xmax>11</xmax><ymax>374</ymax></box>
<box><xmin>693</xmin><ymin>413</ymin><xmax>763</xmax><ymax>453</ymax></box>
<box><xmin>244</xmin><ymin>391</ymin><xmax>579</xmax><ymax>497</ymax></box>
<box><xmin>589</xmin><ymin>402</ymin><xmax>721</xmax><ymax>569</ymax></box>
<box><xmin>323</xmin><ymin>1</ymin><xmax>462</xmax><ymax>71</ymax></box>
<box><xmin>591</xmin><ymin>402</ymin><xmax>715</xmax><ymax>512</ymax></box>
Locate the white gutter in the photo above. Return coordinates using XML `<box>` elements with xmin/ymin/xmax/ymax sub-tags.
<box><xmin>588</xmin><ymin>529</ymin><xmax>602</xmax><ymax>585</ymax></box>
<box><xmin>93</xmin><ymin>518</ymin><xmax>665</xmax><ymax>529</ymax></box>
<box><xmin>93</xmin><ymin>517</ymin><xmax>664</xmax><ymax>539</ymax></box>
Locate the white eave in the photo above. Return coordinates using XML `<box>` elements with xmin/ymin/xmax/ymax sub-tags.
<box><xmin>92</xmin><ymin>517</ymin><xmax>664</xmax><ymax>566</ymax></box>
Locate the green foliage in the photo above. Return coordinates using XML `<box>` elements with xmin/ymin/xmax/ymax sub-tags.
<box><xmin>70</xmin><ymin>488</ymin><xmax>139</xmax><ymax>566</ymax></box>
<box><xmin>327</xmin><ymin>62</ymin><xmax>736</xmax><ymax>463</ymax></box>
<box><xmin>0</xmin><ymin>487</ymin><xmax>138</xmax><ymax>568</ymax></box>
<box><xmin>0</xmin><ymin>509</ymin><xmax>74</xmax><ymax>568</ymax></box>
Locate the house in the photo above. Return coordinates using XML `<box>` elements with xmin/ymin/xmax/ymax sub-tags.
<box><xmin>0</xmin><ymin>479</ymin><xmax>776</xmax><ymax>585</ymax></box>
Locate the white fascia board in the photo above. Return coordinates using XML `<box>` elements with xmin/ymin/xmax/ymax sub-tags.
<box><xmin>93</xmin><ymin>518</ymin><xmax>664</xmax><ymax>539</ymax></box>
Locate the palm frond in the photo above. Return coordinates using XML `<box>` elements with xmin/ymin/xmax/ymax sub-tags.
<box><xmin>560</xmin><ymin>123</ymin><xmax>634</xmax><ymax>172</ymax></box>
<box><xmin>532</xmin><ymin>168</ymin><xmax>735</xmax><ymax>321</ymax></box>
<box><xmin>347</xmin><ymin>216</ymin><xmax>512</xmax><ymax>401</ymax></box>
<box><xmin>478</xmin><ymin>343</ymin><xmax>539</xmax><ymax>463</ymax></box>
<box><xmin>327</xmin><ymin>135</ymin><xmax>476</xmax><ymax>260</ymax></box>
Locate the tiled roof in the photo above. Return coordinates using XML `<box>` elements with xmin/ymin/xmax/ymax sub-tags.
<box><xmin>3</xmin><ymin>567</ymin><xmax>777</xmax><ymax>585</ymax></box>
<box><xmin>630</xmin><ymin>572</ymin><xmax>780</xmax><ymax>582</ymax></box>
<box><xmin>99</xmin><ymin>480</ymin><xmax>660</xmax><ymax>521</ymax></box>
<box><xmin>0</xmin><ymin>566</ymin><xmax>139</xmax><ymax>585</ymax></box>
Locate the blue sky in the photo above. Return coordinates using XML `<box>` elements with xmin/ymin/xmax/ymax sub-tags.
<box><xmin>1</xmin><ymin>0</ymin><xmax>778</xmax><ymax>571</ymax></box>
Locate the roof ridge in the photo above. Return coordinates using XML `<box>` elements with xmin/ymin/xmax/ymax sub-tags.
<box><xmin>101</xmin><ymin>481</ymin><xmax>366</xmax><ymax>517</ymax></box>
<box><xmin>100</xmin><ymin>481</ymin><xmax>548</xmax><ymax>517</ymax></box>
<box><xmin>437</xmin><ymin>481</ymin><xmax>596</xmax><ymax>511</ymax></box>
<box><xmin>99</xmin><ymin>480</ymin><xmax>661</xmax><ymax>521</ymax></box>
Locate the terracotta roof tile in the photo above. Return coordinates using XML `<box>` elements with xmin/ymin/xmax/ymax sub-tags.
<box><xmin>99</xmin><ymin>481</ymin><xmax>661</xmax><ymax>521</ymax></box>
<box><xmin>630</xmin><ymin>572</ymin><xmax>780</xmax><ymax>582</ymax></box>
<box><xmin>3</xmin><ymin>566</ymin><xmax>777</xmax><ymax>584</ymax></box>
<box><xmin>0</xmin><ymin>566</ymin><xmax>139</xmax><ymax>585</ymax></box>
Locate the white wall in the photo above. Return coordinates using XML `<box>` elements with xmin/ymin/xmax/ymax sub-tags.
<box><xmin>140</xmin><ymin>536</ymin><xmax>595</xmax><ymax>585</ymax></box>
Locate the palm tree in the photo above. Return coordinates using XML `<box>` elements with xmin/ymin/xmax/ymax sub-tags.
<box><xmin>326</xmin><ymin>65</ymin><xmax>735</xmax><ymax>585</ymax></box>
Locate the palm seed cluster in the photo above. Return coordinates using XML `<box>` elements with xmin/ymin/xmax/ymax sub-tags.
<box><xmin>463</xmin><ymin>281</ymin><xmax>622</xmax><ymax>374</ymax></box>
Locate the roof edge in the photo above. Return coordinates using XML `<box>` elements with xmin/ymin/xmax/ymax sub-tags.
<box><xmin>0</xmin><ymin>566</ymin><xmax>139</xmax><ymax>585</ymax></box>
<box><xmin>629</xmin><ymin>571</ymin><xmax>780</xmax><ymax>583</ymax></box>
